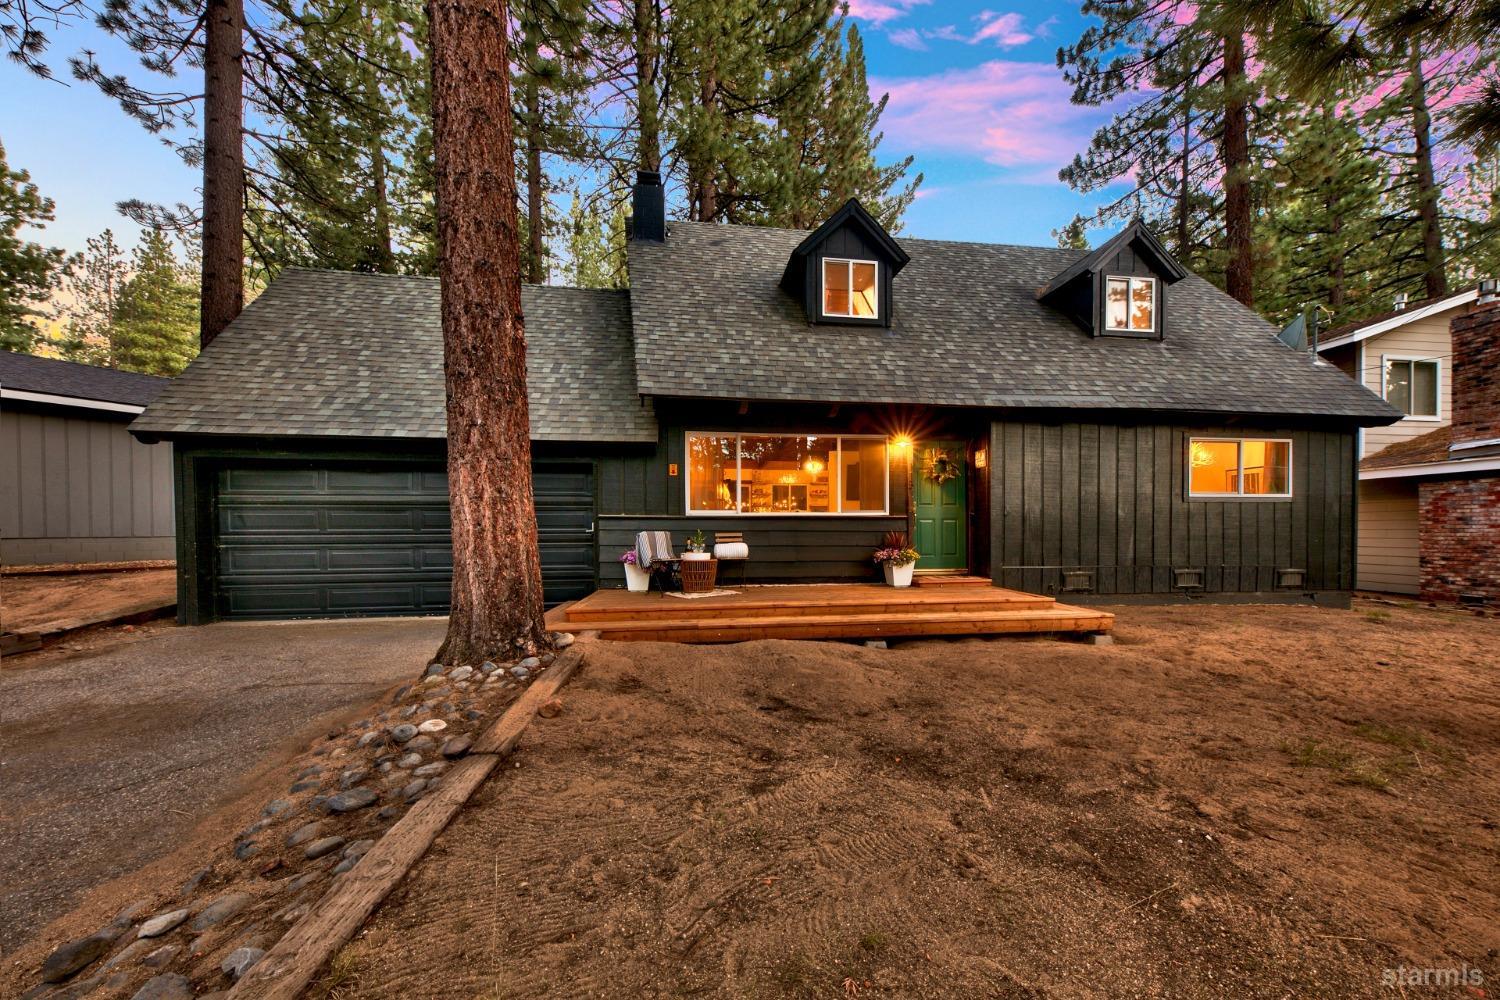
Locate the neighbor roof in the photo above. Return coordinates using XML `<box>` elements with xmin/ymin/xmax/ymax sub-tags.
<box><xmin>0</xmin><ymin>349</ymin><xmax>169</xmax><ymax>409</ymax></box>
<box><xmin>1317</xmin><ymin>288</ymin><xmax>1479</xmax><ymax>351</ymax></box>
<box><xmin>131</xmin><ymin>269</ymin><xmax>657</xmax><ymax>443</ymax></box>
<box><xmin>628</xmin><ymin>221</ymin><xmax>1399</xmax><ymax>423</ymax></box>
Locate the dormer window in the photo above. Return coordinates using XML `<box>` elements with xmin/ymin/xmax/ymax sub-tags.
<box><xmin>780</xmin><ymin>200</ymin><xmax>907</xmax><ymax>327</ymax></box>
<box><xmin>1106</xmin><ymin>276</ymin><xmax>1156</xmax><ymax>333</ymax></box>
<box><xmin>823</xmin><ymin>258</ymin><xmax>879</xmax><ymax>319</ymax></box>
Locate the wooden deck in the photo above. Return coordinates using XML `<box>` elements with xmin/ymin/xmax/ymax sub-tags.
<box><xmin>546</xmin><ymin>579</ymin><xmax>1113</xmax><ymax>644</ymax></box>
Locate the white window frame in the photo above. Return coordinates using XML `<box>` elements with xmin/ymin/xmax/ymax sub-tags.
<box><xmin>1105</xmin><ymin>275</ymin><xmax>1157</xmax><ymax>333</ymax></box>
<box><xmin>684</xmin><ymin>432</ymin><xmax>891</xmax><ymax>516</ymax></box>
<box><xmin>821</xmin><ymin>258</ymin><xmax>880</xmax><ymax>320</ymax></box>
<box><xmin>1187</xmin><ymin>436</ymin><xmax>1294</xmax><ymax>500</ymax></box>
<box><xmin>1380</xmin><ymin>354</ymin><xmax>1442</xmax><ymax>421</ymax></box>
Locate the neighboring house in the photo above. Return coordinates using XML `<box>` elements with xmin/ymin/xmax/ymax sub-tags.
<box><xmin>1328</xmin><ymin>293</ymin><xmax>1500</xmax><ymax>602</ymax></box>
<box><xmin>1316</xmin><ymin>285</ymin><xmax>1488</xmax><ymax>595</ymax></box>
<box><xmin>132</xmin><ymin>173</ymin><xmax>1398</xmax><ymax>624</ymax></box>
<box><xmin>1</xmin><ymin>350</ymin><xmax>175</xmax><ymax>565</ymax></box>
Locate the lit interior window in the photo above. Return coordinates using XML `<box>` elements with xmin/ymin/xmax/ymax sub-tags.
<box><xmin>823</xmin><ymin>259</ymin><xmax>878</xmax><ymax>319</ymax></box>
<box><xmin>686</xmin><ymin>434</ymin><xmax>889</xmax><ymax>513</ymax></box>
<box><xmin>1189</xmin><ymin>438</ymin><xmax>1291</xmax><ymax>497</ymax></box>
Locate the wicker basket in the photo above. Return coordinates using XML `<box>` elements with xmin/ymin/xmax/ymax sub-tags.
<box><xmin>679</xmin><ymin>557</ymin><xmax>719</xmax><ymax>594</ymax></box>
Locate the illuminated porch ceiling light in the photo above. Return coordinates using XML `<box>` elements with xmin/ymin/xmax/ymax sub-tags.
<box><xmin>803</xmin><ymin>458</ymin><xmax>825</xmax><ymax>475</ymax></box>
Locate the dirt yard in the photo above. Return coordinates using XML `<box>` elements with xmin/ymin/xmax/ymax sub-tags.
<box><xmin>337</xmin><ymin>600</ymin><xmax>1499</xmax><ymax>999</ymax></box>
<box><xmin>1</xmin><ymin>568</ymin><xmax>176</xmax><ymax>634</ymax></box>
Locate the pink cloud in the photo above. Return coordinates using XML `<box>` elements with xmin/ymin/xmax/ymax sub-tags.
<box><xmin>924</xmin><ymin>10</ymin><xmax>1034</xmax><ymax>48</ymax></box>
<box><xmin>887</xmin><ymin>27</ymin><xmax>927</xmax><ymax>50</ymax></box>
<box><xmin>873</xmin><ymin>61</ymin><xmax>1119</xmax><ymax>174</ymax></box>
<box><xmin>845</xmin><ymin>0</ymin><xmax>928</xmax><ymax>27</ymax></box>
<box><xmin>972</xmin><ymin>11</ymin><xmax>1033</xmax><ymax>47</ymax></box>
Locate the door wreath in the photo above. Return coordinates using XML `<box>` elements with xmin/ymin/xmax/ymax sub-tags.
<box><xmin>921</xmin><ymin>446</ymin><xmax>962</xmax><ymax>485</ymax></box>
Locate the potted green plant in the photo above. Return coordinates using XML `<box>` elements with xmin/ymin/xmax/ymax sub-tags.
<box><xmin>682</xmin><ymin>528</ymin><xmax>711</xmax><ymax>561</ymax></box>
<box><xmin>873</xmin><ymin>531</ymin><xmax>920</xmax><ymax>587</ymax></box>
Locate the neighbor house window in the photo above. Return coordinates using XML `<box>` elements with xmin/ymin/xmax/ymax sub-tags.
<box><xmin>1105</xmin><ymin>276</ymin><xmax>1156</xmax><ymax>332</ymax></box>
<box><xmin>686</xmin><ymin>433</ymin><xmax>889</xmax><ymax>514</ymax></box>
<box><xmin>823</xmin><ymin>259</ymin><xmax>878</xmax><ymax>319</ymax></box>
<box><xmin>1188</xmin><ymin>438</ymin><xmax>1292</xmax><ymax>498</ymax></box>
<box><xmin>1383</xmin><ymin>357</ymin><xmax>1440</xmax><ymax>418</ymax></box>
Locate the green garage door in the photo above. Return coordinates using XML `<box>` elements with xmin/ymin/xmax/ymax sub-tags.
<box><xmin>213</xmin><ymin>463</ymin><xmax>595</xmax><ymax>619</ymax></box>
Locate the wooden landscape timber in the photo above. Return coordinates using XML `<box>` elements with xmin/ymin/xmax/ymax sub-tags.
<box><xmin>225</xmin><ymin>644</ymin><xmax>586</xmax><ymax>1000</ymax></box>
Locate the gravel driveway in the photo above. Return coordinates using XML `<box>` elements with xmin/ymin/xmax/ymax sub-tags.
<box><xmin>0</xmin><ymin>617</ymin><xmax>446</xmax><ymax>955</ymax></box>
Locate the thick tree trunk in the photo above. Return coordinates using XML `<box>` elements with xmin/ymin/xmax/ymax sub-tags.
<box><xmin>1177</xmin><ymin>104</ymin><xmax>1191</xmax><ymax>258</ymax></box>
<box><xmin>1221</xmin><ymin>31</ymin><xmax>1254</xmax><ymax>308</ymax></box>
<box><xmin>524</xmin><ymin>75</ymin><xmax>546</xmax><ymax>283</ymax></box>
<box><xmin>199</xmin><ymin>0</ymin><xmax>245</xmax><ymax>347</ymax></box>
<box><xmin>634</xmin><ymin>0</ymin><xmax>660</xmax><ymax>171</ymax></box>
<box><xmin>1408</xmin><ymin>37</ymin><xmax>1448</xmax><ymax>299</ymax></box>
<box><xmin>695</xmin><ymin>69</ymin><xmax>719</xmax><ymax>222</ymax></box>
<box><xmin>430</xmin><ymin>0</ymin><xmax>548</xmax><ymax>664</ymax></box>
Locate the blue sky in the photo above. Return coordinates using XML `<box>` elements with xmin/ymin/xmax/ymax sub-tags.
<box><xmin>0</xmin><ymin>1</ymin><xmax>1123</xmax><ymax>257</ymax></box>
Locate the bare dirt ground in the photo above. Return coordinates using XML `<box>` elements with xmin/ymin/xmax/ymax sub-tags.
<box><xmin>333</xmin><ymin>600</ymin><xmax>1500</xmax><ymax>1000</ymax></box>
<box><xmin>0</xmin><ymin>568</ymin><xmax>177</xmax><ymax>633</ymax></box>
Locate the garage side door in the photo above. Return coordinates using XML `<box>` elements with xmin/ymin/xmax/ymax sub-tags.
<box><xmin>214</xmin><ymin>463</ymin><xmax>595</xmax><ymax>620</ymax></box>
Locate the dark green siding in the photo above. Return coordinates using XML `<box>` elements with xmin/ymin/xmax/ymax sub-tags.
<box><xmin>593</xmin><ymin>401</ymin><xmax>921</xmax><ymax>585</ymax></box>
<box><xmin>989</xmin><ymin>419</ymin><xmax>1356</xmax><ymax>601</ymax></box>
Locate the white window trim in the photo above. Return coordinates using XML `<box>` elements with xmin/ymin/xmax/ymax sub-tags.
<box><xmin>1380</xmin><ymin>354</ymin><xmax>1443</xmax><ymax>421</ymax></box>
<box><xmin>1105</xmin><ymin>275</ymin><xmax>1157</xmax><ymax>333</ymax></box>
<box><xmin>684</xmin><ymin>432</ymin><xmax>891</xmax><ymax>516</ymax></box>
<box><xmin>1187</xmin><ymin>436</ymin><xmax>1294</xmax><ymax>500</ymax></box>
<box><xmin>821</xmin><ymin>258</ymin><xmax>879</xmax><ymax>320</ymax></box>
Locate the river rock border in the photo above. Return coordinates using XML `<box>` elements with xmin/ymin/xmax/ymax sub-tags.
<box><xmin>20</xmin><ymin>633</ymin><xmax>585</xmax><ymax>1000</ymax></box>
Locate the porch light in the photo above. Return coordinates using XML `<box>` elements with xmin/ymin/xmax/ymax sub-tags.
<box><xmin>803</xmin><ymin>458</ymin><xmax>825</xmax><ymax>475</ymax></box>
<box><xmin>891</xmin><ymin>435</ymin><xmax>913</xmax><ymax>451</ymax></box>
<box><xmin>974</xmin><ymin>448</ymin><xmax>988</xmax><ymax>469</ymax></box>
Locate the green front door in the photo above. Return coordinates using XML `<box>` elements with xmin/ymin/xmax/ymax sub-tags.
<box><xmin>912</xmin><ymin>441</ymin><xmax>967</xmax><ymax>571</ymax></box>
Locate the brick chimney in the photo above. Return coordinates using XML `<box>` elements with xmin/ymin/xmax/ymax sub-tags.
<box><xmin>1448</xmin><ymin>296</ymin><xmax>1500</xmax><ymax>457</ymax></box>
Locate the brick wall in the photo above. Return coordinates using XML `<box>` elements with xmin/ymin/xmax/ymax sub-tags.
<box><xmin>1419</xmin><ymin>476</ymin><xmax>1500</xmax><ymax>602</ymax></box>
<box><xmin>1450</xmin><ymin>300</ymin><xmax>1500</xmax><ymax>445</ymax></box>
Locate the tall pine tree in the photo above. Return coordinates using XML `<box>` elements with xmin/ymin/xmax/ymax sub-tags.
<box><xmin>0</xmin><ymin>140</ymin><xmax>67</xmax><ymax>353</ymax></box>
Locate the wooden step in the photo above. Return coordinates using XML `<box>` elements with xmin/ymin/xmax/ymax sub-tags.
<box><xmin>563</xmin><ymin>587</ymin><xmax>1054</xmax><ymax>624</ymax></box>
<box><xmin>914</xmin><ymin>574</ymin><xmax>995</xmax><ymax>588</ymax></box>
<box><xmin>550</xmin><ymin>605</ymin><xmax>1113</xmax><ymax>644</ymax></box>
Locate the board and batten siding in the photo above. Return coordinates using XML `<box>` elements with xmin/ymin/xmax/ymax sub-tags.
<box><xmin>1</xmin><ymin>407</ymin><xmax>175</xmax><ymax>564</ymax></box>
<box><xmin>594</xmin><ymin>418</ymin><xmax>910</xmax><ymax>587</ymax></box>
<box><xmin>988</xmin><ymin>420</ymin><xmax>1356</xmax><ymax>600</ymax></box>
<box><xmin>1356</xmin><ymin>306</ymin><xmax>1465</xmax><ymax>458</ymax></box>
<box><xmin>1355</xmin><ymin>479</ymin><xmax>1420</xmax><ymax>594</ymax></box>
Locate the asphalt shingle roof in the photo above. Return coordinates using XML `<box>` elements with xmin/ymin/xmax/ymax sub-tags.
<box><xmin>131</xmin><ymin>269</ymin><xmax>657</xmax><ymax>443</ymax></box>
<box><xmin>1362</xmin><ymin>425</ymin><xmax>1454</xmax><ymax>470</ymax></box>
<box><xmin>627</xmin><ymin>221</ymin><xmax>1400</xmax><ymax>423</ymax></box>
<box><xmin>0</xmin><ymin>349</ymin><xmax>169</xmax><ymax>407</ymax></box>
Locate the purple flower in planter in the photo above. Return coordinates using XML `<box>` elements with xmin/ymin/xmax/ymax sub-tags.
<box><xmin>619</xmin><ymin>550</ymin><xmax>640</xmax><ymax>565</ymax></box>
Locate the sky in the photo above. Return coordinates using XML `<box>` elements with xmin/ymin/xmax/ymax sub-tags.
<box><xmin>0</xmin><ymin>1</ymin><xmax>1126</xmax><ymax>257</ymax></box>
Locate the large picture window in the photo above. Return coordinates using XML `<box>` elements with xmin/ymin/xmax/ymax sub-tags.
<box><xmin>1188</xmin><ymin>437</ymin><xmax>1292</xmax><ymax>498</ymax></box>
<box><xmin>822</xmin><ymin>259</ymin><xmax>878</xmax><ymax>319</ymax></box>
<box><xmin>1383</xmin><ymin>357</ymin><xmax>1440</xmax><ymax>418</ymax></box>
<box><xmin>686</xmin><ymin>433</ymin><xmax>889</xmax><ymax>514</ymax></box>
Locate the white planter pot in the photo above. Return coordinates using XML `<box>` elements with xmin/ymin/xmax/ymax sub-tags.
<box><xmin>883</xmin><ymin>562</ymin><xmax>915</xmax><ymax>588</ymax></box>
<box><xmin>681</xmin><ymin>551</ymin><xmax>711</xmax><ymax>561</ymax></box>
<box><xmin>623</xmin><ymin>562</ymin><xmax>651</xmax><ymax>592</ymax></box>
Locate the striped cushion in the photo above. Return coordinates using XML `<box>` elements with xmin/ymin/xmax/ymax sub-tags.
<box><xmin>635</xmin><ymin>530</ymin><xmax>677</xmax><ymax>567</ymax></box>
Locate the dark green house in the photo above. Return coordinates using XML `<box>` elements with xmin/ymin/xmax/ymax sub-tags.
<box><xmin>131</xmin><ymin>173</ymin><xmax>1399</xmax><ymax>623</ymax></box>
